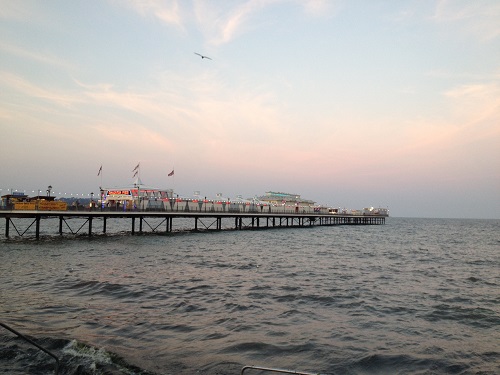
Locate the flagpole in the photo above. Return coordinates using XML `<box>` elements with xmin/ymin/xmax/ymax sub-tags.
<box><xmin>132</xmin><ymin>162</ymin><xmax>140</xmax><ymax>210</ymax></box>
<box><xmin>97</xmin><ymin>165</ymin><xmax>103</xmax><ymax>187</ymax></box>
<box><xmin>97</xmin><ymin>165</ymin><xmax>103</xmax><ymax>211</ymax></box>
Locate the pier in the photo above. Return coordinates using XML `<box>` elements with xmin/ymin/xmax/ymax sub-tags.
<box><xmin>0</xmin><ymin>210</ymin><xmax>386</xmax><ymax>240</ymax></box>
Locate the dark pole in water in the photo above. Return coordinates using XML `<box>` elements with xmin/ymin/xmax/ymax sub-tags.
<box><xmin>0</xmin><ymin>322</ymin><xmax>60</xmax><ymax>375</ymax></box>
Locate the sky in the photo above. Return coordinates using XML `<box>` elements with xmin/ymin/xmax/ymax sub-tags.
<box><xmin>1</xmin><ymin>0</ymin><xmax>499</xmax><ymax>219</ymax></box>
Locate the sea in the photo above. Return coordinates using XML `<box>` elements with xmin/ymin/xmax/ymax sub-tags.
<box><xmin>0</xmin><ymin>217</ymin><xmax>498</xmax><ymax>375</ymax></box>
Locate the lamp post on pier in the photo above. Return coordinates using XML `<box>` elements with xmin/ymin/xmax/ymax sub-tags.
<box><xmin>99</xmin><ymin>187</ymin><xmax>103</xmax><ymax>211</ymax></box>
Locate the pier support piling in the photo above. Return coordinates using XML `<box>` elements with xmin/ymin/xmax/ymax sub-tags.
<box><xmin>35</xmin><ymin>216</ymin><xmax>40</xmax><ymax>240</ymax></box>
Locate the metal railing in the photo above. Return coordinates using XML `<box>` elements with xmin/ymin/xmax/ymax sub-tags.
<box><xmin>241</xmin><ymin>365</ymin><xmax>322</xmax><ymax>375</ymax></box>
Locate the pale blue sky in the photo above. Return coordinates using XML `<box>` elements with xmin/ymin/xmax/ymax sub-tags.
<box><xmin>1</xmin><ymin>0</ymin><xmax>499</xmax><ymax>218</ymax></box>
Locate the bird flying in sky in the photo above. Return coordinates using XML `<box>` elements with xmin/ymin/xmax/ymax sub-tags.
<box><xmin>194</xmin><ymin>52</ymin><xmax>212</xmax><ymax>60</ymax></box>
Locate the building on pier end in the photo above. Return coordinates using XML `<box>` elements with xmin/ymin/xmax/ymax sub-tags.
<box><xmin>257</xmin><ymin>191</ymin><xmax>316</xmax><ymax>206</ymax></box>
<box><xmin>256</xmin><ymin>191</ymin><xmax>326</xmax><ymax>214</ymax></box>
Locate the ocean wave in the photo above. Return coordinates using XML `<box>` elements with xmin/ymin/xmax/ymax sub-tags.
<box><xmin>424</xmin><ymin>304</ymin><xmax>500</xmax><ymax>328</ymax></box>
<box><xmin>220</xmin><ymin>341</ymin><xmax>316</xmax><ymax>358</ymax></box>
<box><xmin>347</xmin><ymin>353</ymin><xmax>471</xmax><ymax>374</ymax></box>
<box><xmin>62</xmin><ymin>279</ymin><xmax>146</xmax><ymax>300</ymax></box>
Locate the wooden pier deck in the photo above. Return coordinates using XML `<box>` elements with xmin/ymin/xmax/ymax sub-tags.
<box><xmin>0</xmin><ymin>210</ymin><xmax>387</xmax><ymax>240</ymax></box>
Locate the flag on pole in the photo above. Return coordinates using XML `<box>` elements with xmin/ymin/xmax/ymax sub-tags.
<box><xmin>132</xmin><ymin>163</ymin><xmax>140</xmax><ymax>172</ymax></box>
<box><xmin>97</xmin><ymin>165</ymin><xmax>102</xmax><ymax>176</ymax></box>
<box><xmin>168</xmin><ymin>170</ymin><xmax>174</xmax><ymax>176</ymax></box>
